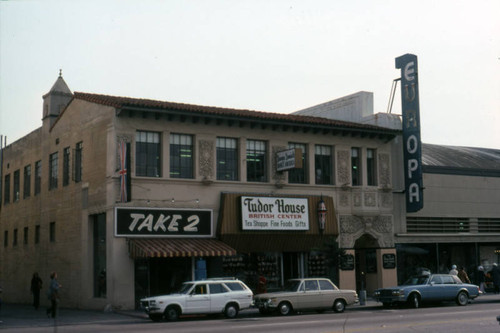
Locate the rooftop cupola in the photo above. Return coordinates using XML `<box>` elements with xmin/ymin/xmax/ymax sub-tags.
<box><xmin>42</xmin><ymin>70</ymin><xmax>73</xmax><ymax>128</ymax></box>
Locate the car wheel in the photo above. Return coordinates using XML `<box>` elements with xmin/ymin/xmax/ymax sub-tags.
<box><xmin>333</xmin><ymin>299</ymin><xmax>346</xmax><ymax>313</ymax></box>
<box><xmin>456</xmin><ymin>291</ymin><xmax>469</xmax><ymax>306</ymax></box>
<box><xmin>148</xmin><ymin>314</ymin><xmax>163</xmax><ymax>322</ymax></box>
<box><xmin>224</xmin><ymin>303</ymin><xmax>239</xmax><ymax>319</ymax></box>
<box><xmin>164</xmin><ymin>306</ymin><xmax>180</xmax><ymax>321</ymax></box>
<box><xmin>408</xmin><ymin>293</ymin><xmax>420</xmax><ymax>309</ymax></box>
<box><xmin>278</xmin><ymin>301</ymin><xmax>293</xmax><ymax>316</ymax></box>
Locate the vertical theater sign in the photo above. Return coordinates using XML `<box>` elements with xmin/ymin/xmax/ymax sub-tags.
<box><xmin>396</xmin><ymin>54</ymin><xmax>424</xmax><ymax>212</ymax></box>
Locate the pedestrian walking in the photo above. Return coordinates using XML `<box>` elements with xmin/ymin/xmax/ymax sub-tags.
<box><xmin>449</xmin><ymin>265</ymin><xmax>458</xmax><ymax>275</ymax></box>
<box><xmin>46</xmin><ymin>272</ymin><xmax>61</xmax><ymax>318</ymax></box>
<box><xmin>488</xmin><ymin>263</ymin><xmax>500</xmax><ymax>294</ymax></box>
<box><xmin>30</xmin><ymin>272</ymin><xmax>43</xmax><ymax>310</ymax></box>
<box><xmin>476</xmin><ymin>266</ymin><xmax>486</xmax><ymax>294</ymax></box>
<box><xmin>457</xmin><ymin>266</ymin><xmax>471</xmax><ymax>283</ymax></box>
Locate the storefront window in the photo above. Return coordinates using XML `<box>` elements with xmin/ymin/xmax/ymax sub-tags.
<box><xmin>223</xmin><ymin>253</ymin><xmax>281</xmax><ymax>293</ymax></box>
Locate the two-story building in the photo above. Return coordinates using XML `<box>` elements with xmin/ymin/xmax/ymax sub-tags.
<box><xmin>0</xmin><ymin>75</ymin><xmax>401</xmax><ymax>309</ymax></box>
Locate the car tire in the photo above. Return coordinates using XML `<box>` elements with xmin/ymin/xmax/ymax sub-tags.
<box><xmin>164</xmin><ymin>306</ymin><xmax>180</xmax><ymax>321</ymax></box>
<box><xmin>224</xmin><ymin>303</ymin><xmax>239</xmax><ymax>319</ymax></box>
<box><xmin>333</xmin><ymin>299</ymin><xmax>346</xmax><ymax>313</ymax></box>
<box><xmin>456</xmin><ymin>291</ymin><xmax>469</xmax><ymax>306</ymax></box>
<box><xmin>408</xmin><ymin>293</ymin><xmax>420</xmax><ymax>309</ymax></box>
<box><xmin>149</xmin><ymin>314</ymin><xmax>163</xmax><ymax>322</ymax></box>
<box><xmin>278</xmin><ymin>301</ymin><xmax>293</xmax><ymax>316</ymax></box>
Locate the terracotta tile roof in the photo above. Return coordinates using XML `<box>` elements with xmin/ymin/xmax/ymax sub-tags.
<box><xmin>73</xmin><ymin>92</ymin><xmax>400</xmax><ymax>134</ymax></box>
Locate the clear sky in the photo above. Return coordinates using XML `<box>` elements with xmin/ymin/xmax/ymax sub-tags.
<box><xmin>1</xmin><ymin>0</ymin><xmax>499</xmax><ymax>148</ymax></box>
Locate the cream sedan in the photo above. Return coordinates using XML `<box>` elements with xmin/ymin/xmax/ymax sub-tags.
<box><xmin>253</xmin><ymin>278</ymin><xmax>358</xmax><ymax>315</ymax></box>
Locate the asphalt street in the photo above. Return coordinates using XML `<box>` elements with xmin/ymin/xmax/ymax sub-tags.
<box><xmin>0</xmin><ymin>294</ymin><xmax>499</xmax><ymax>332</ymax></box>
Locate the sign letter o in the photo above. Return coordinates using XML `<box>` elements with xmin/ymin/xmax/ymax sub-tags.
<box><xmin>407</xmin><ymin>135</ymin><xmax>418</xmax><ymax>154</ymax></box>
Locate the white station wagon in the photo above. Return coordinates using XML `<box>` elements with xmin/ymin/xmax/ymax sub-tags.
<box><xmin>140</xmin><ymin>278</ymin><xmax>253</xmax><ymax>321</ymax></box>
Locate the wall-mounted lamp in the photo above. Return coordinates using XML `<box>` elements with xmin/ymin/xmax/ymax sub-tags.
<box><xmin>317</xmin><ymin>196</ymin><xmax>327</xmax><ymax>233</ymax></box>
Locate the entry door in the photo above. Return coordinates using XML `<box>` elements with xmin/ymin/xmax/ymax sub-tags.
<box><xmin>185</xmin><ymin>284</ymin><xmax>210</xmax><ymax>314</ymax></box>
<box><xmin>283</xmin><ymin>252</ymin><xmax>300</xmax><ymax>280</ymax></box>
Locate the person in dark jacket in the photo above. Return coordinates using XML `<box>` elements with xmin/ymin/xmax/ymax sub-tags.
<box><xmin>30</xmin><ymin>272</ymin><xmax>43</xmax><ymax>310</ymax></box>
<box><xmin>46</xmin><ymin>272</ymin><xmax>61</xmax><ymax>318</ymax></box>
<box><xmin>477</xmin><ymin>266</ymin><xmax>486</xmax><ymax>293</ymax></box>
<box><xmin>488</xmin><ymin>263</ymin><xmax>500</xmax><ymax>294</ymax></box>
<box><xmin>457</xmin><ymin>266</ymin><xmax>471</xmax><ymax>284</ymax></box>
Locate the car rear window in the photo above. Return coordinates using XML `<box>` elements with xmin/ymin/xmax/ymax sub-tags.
<box><xmin>225</xmin><ymin>282</ymin><xmax>245</xmax><ymax>291</ymax></box>
<box><xmin>305</xmin><ymin>280</ymin><xmax>319</xmax><ymax>291</ymax></box>
<box><xmin>209</xmin><ymin>283</ymin><xmax>229</xmax><ymax>294</ymax></box>
<box><xmin>319</xmin><ymin>279</ymin><xmax>335</xmax><ymax>290</ymax></box>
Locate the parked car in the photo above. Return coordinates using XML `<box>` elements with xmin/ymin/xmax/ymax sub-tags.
<box><xmin>373</xmin><ymin>273</ymin><xmax>480</xmax><ymax>308</ymax></box>
<box><xmin>253</xmin><ymin>278</ymin><xmax>358</xmax><ymax>315</ymax></box>
<box><xmin>140</xmin><ymin>278</ymin><xmax>253</xmax><ymax>321</ymax></box>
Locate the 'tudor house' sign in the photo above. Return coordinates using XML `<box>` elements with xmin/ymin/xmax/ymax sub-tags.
<box><xmin>241</xmin><ymin>196</ymin><xmax>309</xmax><ymax>231</ymax></box>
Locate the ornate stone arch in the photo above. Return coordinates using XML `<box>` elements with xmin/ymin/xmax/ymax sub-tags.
<box><xmin>338</xmin><ymin>215</ymin><xmax>394</xmax><ymax>249</ymax></box>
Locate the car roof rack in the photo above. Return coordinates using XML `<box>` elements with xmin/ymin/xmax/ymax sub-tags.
<box><xmin>204</xmin><ymin>277</ymin><xmax>236</xmax><ymax>281</ymax></box>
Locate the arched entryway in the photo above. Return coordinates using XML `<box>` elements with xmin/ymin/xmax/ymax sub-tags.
<box><xmin>354</xmin><ymin>234</ymin><xmax>379</xmax><ymax>293</ymax></box>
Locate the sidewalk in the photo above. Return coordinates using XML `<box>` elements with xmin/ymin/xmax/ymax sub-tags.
<box><xmin>0</xmin><ymin>294</ymin><xmax>498</xmax><ymax>328</ymax></box>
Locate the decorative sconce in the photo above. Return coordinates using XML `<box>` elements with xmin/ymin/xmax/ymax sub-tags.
<box><xmin>317</xmin><ymin>196</ymin><xmax>327</xmax><ymax>233</ymax></box>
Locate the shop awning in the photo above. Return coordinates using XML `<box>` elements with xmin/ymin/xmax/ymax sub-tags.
<box><xmin>128</xmin><ymin>238</ymin><xmax>237</xmax><ymax>259</ymax></box>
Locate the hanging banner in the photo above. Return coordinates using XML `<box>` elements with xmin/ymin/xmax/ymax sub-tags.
<box><xmin>396</xmin><ymin>54</ymin><xmax>424</xmax><ymax>212</ymax></box>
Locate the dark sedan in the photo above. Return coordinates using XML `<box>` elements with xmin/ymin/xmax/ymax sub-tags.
<box><xmin>373</xmin><ymin>273</ymin><xmax>480</xmax><ymax>308</ymax></box>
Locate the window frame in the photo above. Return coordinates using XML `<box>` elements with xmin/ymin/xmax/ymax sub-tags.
<box><xmin>246</xmin><ymin>139</ymin><xmax>267</xmax><ymax>182</ymax></box>
<box><xmin>169</xmin><ymin>133</ymin><xmax>193</xmax><ymax>179</ymax></box>
<box><xmin>34</xmin><ymin>160</ymin><xmax>42</xmax><ymax>195</ymax></box>
<box><xmin>315</xmin><ymin>145</ymin><xmax>333</xmax><ymax>185</ymax></box>
<box><xmin>351</xmin><ymin>147</ymin><xmax>361</xmax><ymax>186</ymax></box>
<box><xmin>136</xmin><ymin>131</ymin><xmax>162</xmax><ymax>178</ymax></box>
<box><xmin>216</xmin><ymin>137</ymin><xmax>238</xmax><ymax>181</ymax></box>
<box><xmin>366</xmin><ymin>148</ymin><xmax>377</xmax><ymax>186</ymax></box>
<box><xmin>288</xmin><ymin>143</ymin><xmax>307</xmax><ymax>184</ymax></box>
<box><xmin>13</xmin><ymin>170</ymin><xmax>20</xmax><ymax>202</ymax></box>
<box><xmin>49</xmin><ymin>152</ymin><xmax>59</xmax><ymax>190</ymax></box>
<box><xmin>3</xmin><ymin>174</ymin><xmax>10</xmax><ymax>204</ymax></box>
<box><xmin>63</xmin><ymin>146</ymin><xmax>70</xmax><ymax>186</ymax></box>
<box><xmin>23</xmin><ymin>164</ymin><xmax>31</xmax><ymax>199</ymax></box>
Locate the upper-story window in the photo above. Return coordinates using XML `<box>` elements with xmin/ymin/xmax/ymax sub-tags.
<box><xmin>217</xmin><ymin>137</ymin><xmax>238</xmax><ymax>181</ymax></box>
<box><xmin>136</xmin><ymin>131</ymin><xmax>161</xmax><ymax>177</ymax></box>
<box><xmin>170</xmin><ymin>133</ymin><xmax>193</xmax><ymax>179</ymax></box>
<box><xmin>367</xmin><ymin>148</ymin><xmax>377</xmax><ymax>186</ymax></box>
<box><xmin>23</xmin><ymin>165</ymin><xmax>31</xmax><ymax>199</ymax></box>
<box><xmin>315</xmin><ymin>145</ymin><xmax>333</xmax><ymax>185</ymax></box>
<box><xmin>288</xmin><ymin>143</ymin><xmax>307</xmax><ymax>184</ymax></box>
<box><xmin>49</xmin><ymin>152</ymin><xmax>58</xmax><ymax>190</ymax></box>
<box><xmin>351</xmin><ymin>147</ymin><xmax>361</xmax><ymax>186</ymax></box>
<box><xmin>63</xmin><ymin>147</ymin><xmax>70</xmax><ymax>186</ymax></box>
<box><xmin>74</xmin><ymin>142</ymin><xmax>83</xmax><ymax>183</ymax></box>
<box><xmin>246</xmin><ymin>140</ymin><xmax>267</xmax><ymax>182</ymax></box>
<box><xmin>4</xmin><ymin>174</ymin><xmax>10</xmax><ymax>204</ymax></box>
<box><xmin>13</xmin><ymin>170</ymin><xmax>20</xmax><ymax>202</ymax></box>
<box><xmin>34</xmin><ymin>160</ymin><xmax>42</xmax><ymax>195</ymax></box>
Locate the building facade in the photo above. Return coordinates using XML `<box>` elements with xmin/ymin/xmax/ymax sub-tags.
<box><xmin>0</xmin><ymin>76</ymin><xmax>402</xmax><ymax>310</ymax></box>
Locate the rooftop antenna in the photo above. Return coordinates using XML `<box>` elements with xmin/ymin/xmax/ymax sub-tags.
<box><xmin>386</xmin><ymin>78</ymin><xmax>401</xmax><ymax>114</ymax></box>
<box><xmin>59</xmin><ymin>69</ymin><xmax>62</xmax><ymax>78</ymax></box>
